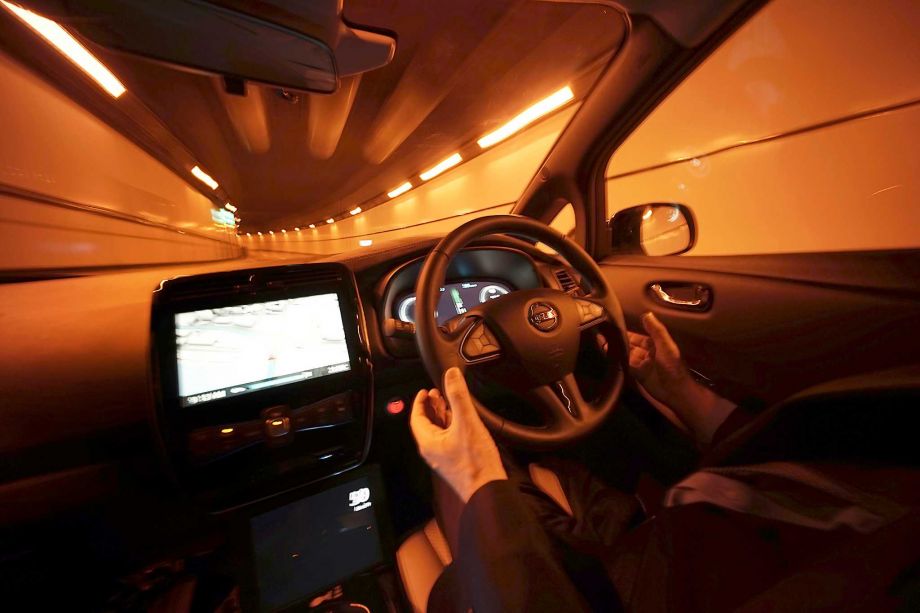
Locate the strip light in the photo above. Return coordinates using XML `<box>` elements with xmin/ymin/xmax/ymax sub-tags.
<box><xmin>326</xmin><ymin>218</ymin><xmax>334</xmax><ymax>224</ymax></box>
<box><xmin>477</xmin><ymin>86</ymin><xmax>574</xmax><ymax>149</ymax></box>
<box><xmin>387</xmin><ymin>182</ymin><xmax>412</xmax><ymax>199</ymax></box>
<box><xmin>191</xmin><ymin>166</ymin><xmax>219</xmax><ymax>190</ymax></box>
<box><xmin>350</xmin><ymin>206</ymin><xmax>362</xmax><ymax>215</ymax></box>
<box><xmin>1</xmin><ymin>1</ymin><xmax>127</xmax><ymax>98</ymax></box>
<box><xmin>359</xmin><ymin>239</ymin><xmax>373</xmax><ymax>247</ymax></box>
<box><xmin>224</xmin><ymin>202</ymin><xmax>237</xmax><ymax>213</ymax></box>
<box><xmin>420</xmin><ymin>153</ymin><xmax>462</xmax><ymax>181</ymax></box>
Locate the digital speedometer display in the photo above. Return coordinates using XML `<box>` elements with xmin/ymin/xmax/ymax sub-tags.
<box><xmin>396</xmin><ymin>280</ymin><xmax>511</xmax><ymax>324</ymax></box>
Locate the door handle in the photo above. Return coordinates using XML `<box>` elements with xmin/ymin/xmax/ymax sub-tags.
<box><xmin>648</xmin><ymin>283</ymin><xmax>712</xmax><ymax>311</ymax></box>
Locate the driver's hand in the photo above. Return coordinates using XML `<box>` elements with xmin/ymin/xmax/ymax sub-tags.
<box><xmin>628</xmin><ymin>312</ymin><xmax>693</xmax><ymax>407</ymax></box>
<box><xmin>410</xmin><ymin>367</ymin><xmax>508</xmax><ymax>503</ymax></box>
<box><xmin>628</xmin><ymin>312</ymin><xmax>735</xmax><ymax>444</ymax></box>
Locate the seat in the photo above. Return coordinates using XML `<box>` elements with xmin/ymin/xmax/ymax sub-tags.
<box><xmin>396</xmin><ymin>518</ymin><xmax>452</xmax><ymax>613</ymax></box>
<box><xmin>396</xmin><ymin>463</ymin><xmax>574</xmax><ymax>612</ymax></box>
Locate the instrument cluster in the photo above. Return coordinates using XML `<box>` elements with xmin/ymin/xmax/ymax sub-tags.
<box><xmin>394</xmin><ymin>280</ymin><xmax>512</xmax><ymax>325</ymax></box>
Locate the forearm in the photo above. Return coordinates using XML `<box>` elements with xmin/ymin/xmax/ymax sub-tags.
<box><xmin>660</xmin><ymin>380</ymin><xmax>737</xmax><ymax>445</ymax></box>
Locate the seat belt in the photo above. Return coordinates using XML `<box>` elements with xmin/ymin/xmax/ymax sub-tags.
<box><xmin>663</xmin><ymin>461</ymin><xmax>907</xmax><ymax>533</ymax></box>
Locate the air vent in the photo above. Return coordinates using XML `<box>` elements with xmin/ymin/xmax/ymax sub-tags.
<box><xmin>262</xmin><ymin>266</ymin><xmax>343</xmax><ymax>288</ymax></box>
<box><xmin>554</xmin><ymin>269</ymin><xmax>579</xmax><ymax>294</ymax></box>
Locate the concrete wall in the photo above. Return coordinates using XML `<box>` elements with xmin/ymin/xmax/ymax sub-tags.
<box><xmin>0</xmin><ymin>51</ymin><xmax>240</xmax><ymax>272</ymax></box>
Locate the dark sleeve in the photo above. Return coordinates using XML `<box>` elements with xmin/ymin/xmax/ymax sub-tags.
<box><xmin>710</xmin><ymin>397</ymin><xmax>765</xmax><ymax>446</ymax></box>
<box><xmin>455</xmin><ymin>479</ymin><xmax>591</xmax><ymax>613</ymax></box>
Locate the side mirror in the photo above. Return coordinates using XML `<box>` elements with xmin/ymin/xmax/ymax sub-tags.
<box><xmin>609</xmin><ymin>203</ymin><xmax>696</xmax><ymax>256</ymax></box>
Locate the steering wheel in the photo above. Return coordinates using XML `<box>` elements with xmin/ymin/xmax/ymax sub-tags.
<box><xmin>415</xmin><ymin>215</ymin><xmax>628</xmax><ymax>448</ymax></box>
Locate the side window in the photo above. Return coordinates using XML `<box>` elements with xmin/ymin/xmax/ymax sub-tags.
<box><xmin>536</xmin><ymin>202</ymin><xmax>578</xmax><ymax>255</ymax></box>
<box><xmin>549</xmin><ymin>202</ymin><xmax>577</xmax><ymax>237</ymax></box>
<box><xmin>605</xmin><ymin>0</ymin><xmax>920</xmax><ymax>255</ymax></box>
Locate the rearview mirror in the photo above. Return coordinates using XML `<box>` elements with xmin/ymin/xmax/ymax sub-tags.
<box><xmin>609</xmin><ymin>203</ymin><xmax>696</xmax><ymax>256</ymax></box>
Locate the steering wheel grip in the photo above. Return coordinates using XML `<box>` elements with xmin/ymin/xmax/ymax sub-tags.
<box><xmin>415</xmin><ymin>215</ymin><xmax>629</xmax><ymax>449</ymax></box>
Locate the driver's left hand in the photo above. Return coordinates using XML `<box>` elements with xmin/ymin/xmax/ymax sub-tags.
<box><xmin>410</xmin><ymin>367</ymin><xmax>508</xmax><ymax>503</ymax></box>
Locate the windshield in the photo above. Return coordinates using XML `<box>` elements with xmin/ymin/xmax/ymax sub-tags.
<box><xmin>259</xmin><ymin>1</ymin><xmax>625</xmax><ymax>255</ymax></box>
<box><xmin>0</xmin><ymin>0</ymin><xmax>625</xmax><ymax>270</ymax></box>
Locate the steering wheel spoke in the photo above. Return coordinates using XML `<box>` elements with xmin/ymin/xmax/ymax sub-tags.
<box><xmin>528</xmin><ymin>373</ymin><xmax>586</xmax><ymax>424</ymax></box>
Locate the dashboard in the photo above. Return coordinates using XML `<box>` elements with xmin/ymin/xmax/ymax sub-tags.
<box><xmin>141</xmin><ymin>246</ymin><xmax>557</xmax><ymax>509</ymax></box>
<box><xmin>0</xmin><ymin>235</ymin><xmax>587</xmax><ymax>609</ymax></box>
<box><xmin>0</xmin><ymin>237</ymin><xmax>574</xmax><ymax>522</ymax></box>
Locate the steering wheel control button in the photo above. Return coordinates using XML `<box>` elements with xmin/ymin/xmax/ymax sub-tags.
<box><xmin>461</xmin><ymin>321</ymin><xmax>501</xmax><ymax>361</ymax></box>
<box><xmin>528</xmin><ymin>302</ymin><xmax>560</xmax><ymax>332</ymax></box>
<box><xmin>575</xmin><ymin>299</ymin><xmax>605</xmax><ymax>325</ymax></box>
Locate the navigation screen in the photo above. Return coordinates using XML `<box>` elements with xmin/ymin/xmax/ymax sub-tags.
<box><xmin>175</xmin><ymin>293</ymin><xmax>351</xmax><ymax>406</ymax></box>
<box><xmin>250</xmin><ymin>475</ymin><xmax>383</xmax><ymax>611</ymax></box>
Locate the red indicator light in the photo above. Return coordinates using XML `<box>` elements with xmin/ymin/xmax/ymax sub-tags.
<box><xmin>386</xmin><ymin>398</ymin><xmax>405</xmax><ymax>415</ymax></box>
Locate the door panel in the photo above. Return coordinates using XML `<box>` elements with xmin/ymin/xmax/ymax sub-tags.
<box><xmin>601</xmin><ymin>250</ymin><xmax>920</xmax><ymax>405</ymax></box>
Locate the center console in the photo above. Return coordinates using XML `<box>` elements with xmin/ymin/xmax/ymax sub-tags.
<box><xmin>151</xmin><ymin>263</ymin><xmax>373</xmax><ymax>511</ymax></box>
<box><xmin>240</xmin><ymin>466</ymin><xmax>395</xmax><ymax>612</ymax></box>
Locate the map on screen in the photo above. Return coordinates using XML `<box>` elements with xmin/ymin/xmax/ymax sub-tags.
<box><xmin>175</xmin><ymin>293</ymin><xmax>351</xmax><ymax>406</ymax></box>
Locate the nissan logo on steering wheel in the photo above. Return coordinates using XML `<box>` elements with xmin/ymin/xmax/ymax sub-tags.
<box><xmin>528</xmin><ymin>302</ymin><xmax>559</xmax><ymax>332</ymax></box>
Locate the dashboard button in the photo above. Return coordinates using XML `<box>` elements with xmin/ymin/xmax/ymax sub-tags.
<box><xmin>187</xmin><ymin>420</ymin><xmax>261</xmax><ymax>460</ymax></box>
<box><xmin>386</xmin><ymin>398</ymin><xmax>405</xmax><ymax>415</ymax></box>
<box><xmin>261</xmin><ymin>406</ymin><xmax>292</xmax><ymax>445</ymax></box>
<box><xmin>265</xmin><ymin>415</ymin><xmax>290</xmax><ymax>437</ymax></box>
<box><xmin>291</xmin><ymin>392</ymin><xmax>353</xmax><ymax>430</ymax></box>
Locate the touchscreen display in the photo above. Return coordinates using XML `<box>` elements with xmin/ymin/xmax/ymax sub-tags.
<box><xmin>250</xmin><ymin>476</ymin><xmax>383</xmax><ymax>611</ymax></box>
<box><xmin>175</xmin><ymin>293</ymin><xmax>351</xmax><ymax>406</ymax></box>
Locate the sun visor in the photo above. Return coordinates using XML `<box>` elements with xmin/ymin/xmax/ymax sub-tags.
<box><xmin>14</xmin><ymin>0</ymin><xmax>395</xmax><ymax>93</ymax></box>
